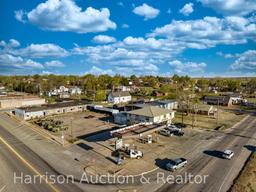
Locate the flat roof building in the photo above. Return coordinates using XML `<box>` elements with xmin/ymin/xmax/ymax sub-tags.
<box><xmin>15</xmin><ymin>101</ymin><xmax>87</xmax><ymax>120</ymax></box>
<box><xmin>0</xmin><ymin>96</ymin><xmax>46</xmax><ymax>109</ymax></box>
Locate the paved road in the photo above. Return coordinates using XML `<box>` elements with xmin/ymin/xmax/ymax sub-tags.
<box><xmin>156</xmin><ymin>113</ymin><xmax>256</xmax><ymax>192</ymax></box>
<box><xmin>0</xmin><ymin>125</ymin><xmax>83</xmax><ymax>192</ymax></box>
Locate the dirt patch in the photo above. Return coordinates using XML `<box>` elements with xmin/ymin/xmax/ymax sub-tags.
<box><xmin>173</xmin><ymin>109</ymin><xmax>245</xmax><ymax>130</ymax></box>
<box><xmin>231</xmin><ymin>152</ymin><xmax>256</xmax><ymax>192</ymax></box>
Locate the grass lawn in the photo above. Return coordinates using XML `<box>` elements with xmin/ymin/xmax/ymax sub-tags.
<box><xmin>231</xmin><ymin>153</ymin><xmax>256</xmax><ymax>192</ymax></box>
<box><xmin>173</xmin><ymin>110</ymin><xmax>246</xmax><ymax>130</ymax></box>
<box><xmin>246</xmin><ymin>97</ymin><xmax>256</xmax><ymax>103</ymax></box>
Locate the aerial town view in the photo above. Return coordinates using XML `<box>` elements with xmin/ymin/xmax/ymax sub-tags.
<box><xmin>0</xmin><ymin>0</ymin><xmax>255</xmax><ymax>192</ymax></box>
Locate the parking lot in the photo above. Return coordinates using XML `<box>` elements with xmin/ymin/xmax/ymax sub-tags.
<box><xmin>69</xmin><ymin>123</ymin><xmax>223</xmax><ymax>176</ymax></box>
<box><xmin>40</xmin><ymin>111</ymin><xmax>118</xmax><ymax>138</ymax></box>
<box><xmin>30</xmin><ymin>109</ymin><xmax>243</xmax><ymax>176</ymax></box>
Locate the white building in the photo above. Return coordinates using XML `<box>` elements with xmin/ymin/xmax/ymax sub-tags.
<box><xmin>117</xmin><ymin>86</ymin><xmax>131</xmax><ymax>92</ymax></box>
<box><xmin>48</xmin><ymin>86</ymin><xmax>82</xmax><ymax>97</ymax></box>
<box><xmin>69</xmin><ymin>86</ymin><xmax>82</xmax><ymax>95</ymax></box>
<box><xmin>15</xmin><ymin>101</ymin><xmax>87</xmax><ymax>120</ymax></box>
<box><xmin>154</xmin><ymin>100</ymin><xmax>178</xmax><ymax>110</ymax></box>
<box><xmin>108</xmin><ymin>91</ymin><xmax>132</xmax><ymax>104</ymax></box>
<box><xmin>0</xmin><ymin>96</ymin><xmax>45</xmax><ymax>109</ymax></box>
<box><xmin>127</xmin><ymin>106</ymin><xmax>175</xmax><ymax>124</ymax></box>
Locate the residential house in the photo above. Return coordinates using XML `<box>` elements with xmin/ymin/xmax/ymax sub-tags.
<box><xmin>195</xmin><ymin>104</ymin><xmax>216</xmax><ymax>116</ymax></box>
<box><xmin>116</xmin><ymin>86</ymin><xmax>131</xmax><ymax>92</ymax></box>
<box><xmin>152</xmin><ymin>90</ymin><xmax>168</xmax><ymax>97</ymax></box>
<box><xmin>202</xmin><ymin>96</ymin><xmax>232</xmax><ymax>106</ymax></box>
<box><xmin>48</xmin><ymin>86</ymin><xmax>82</xmax><ymax>98</ymax></box>
<box><xmin>108</xmin><ymin>91</ymin><xmax>132</xmax><ymax>104</ymax></box>
<box><xmin>69</xmin><ymin>86</ymin><xmax>82</xmax><ymax>95</ymax></box>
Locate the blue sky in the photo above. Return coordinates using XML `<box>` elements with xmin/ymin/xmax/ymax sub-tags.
<box><xmin>0</xmin><ymin>0</ymin><xmax>255</xmax><ymax>77</ymax></box>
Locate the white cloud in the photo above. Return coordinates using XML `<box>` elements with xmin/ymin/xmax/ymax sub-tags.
<box><xmin>86</xmin><ymin>66</ymin><xmax>114</xmax><ymax>76</ymax></box>
<box><xmin>149</xmin><ymin>16</ymin><xmax>256</xmax><ymax>49</ymax></box>
<box><xmin>23</xmin><ymin>59</ymin><xmax>44</xmax><ymax>69</ymax></box>
<box><xmin>0</xmin><ymin>39</ymin><xmax>20</xmax><ymax>48</ymax></box>
<box><xmin>133</xmin><ymin>3</ymin><xmax>160</xmax><ymax>20</ymax></box>
<box><xmin>45</xmin><ymin>60</ymin><xmax>65</xmax><ymax>67</ymax></box>
<box><xmin>216</xmin><ymin>52</ymin><xmax>240</xmax><ymax>58</ymax></box>
<box><xmin>17</xmin><ymin>0</ymin><xmax>116</xmax><ymax>33</ymax></box>
<box><xmin>169</xmin><ymin>60</ymin><xmax>207</xmax><ymax>74</ymax></box>
<box><xmin>73</xmin><ymin>36</ymin><xmax>176</xmax><ymax>76</ymax></box>
<box><xmin>42</xmin><ymin>70</ymin><xmax>54</xmax><ymax>75</ymax></box>
<box><xmin>14</xmin><ymin>43</ymin><xmax>69</xmax><ymax>58</ymax></box>
<box><xmin>117</xmin><ymin>2</ymin><xmax>124</xmax><ymax>6</ymax></box>
<box><xmin>180</xmin><ymin>3</ymin><xmax>194</xmax><ymax>16</ymax></box>
<box><xmin>0</xmin><ymin>54</ymin><xmax>44</xmax><ymax>71</ymax></box>
<box><xmin>14</xmin><ymin>10</ymin><xmax>26</xmax><ymax>23</ymax></box>
<box><xmin>123</xmin><ymin>36</ymin><xmax>162</xmax><ymax>49</ymax></box>
<box><xmin>230</xmin><ymin>50</ymin><xmax>256</xmax><ymax>71</ymax></box>
<box><xmin>198</xmin><ymin>0</ymin><xmax>256</xmax><ymax>16</ymax></box>
<box><xmin>9</xmin><ymin>39</ymin><xmax>21</xmax><ymax>48</ymax></box>
<box><xmin>122</xmin><ymin>24</ymin><xmax>129</xmax><ymax>28</ymax></box>
<box><xmin>92</xmin><ymin>35</ymin><xmax>116</xmax><ymax>44</ymax></box>
<box><xmin>0</xmin><ymin>54</ymin><xmax>23</xmax><ymax>65</ymax></box>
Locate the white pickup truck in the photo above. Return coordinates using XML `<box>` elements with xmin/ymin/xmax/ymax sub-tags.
<box><xmin>129</xmin><ymin>149</ymin><xmax>143</xmax><ymax>159</ymax></box>
<box><xmin>166</xmin><ymin>158</ymin><xmax>187</xmax><ymax>171</ymax></box>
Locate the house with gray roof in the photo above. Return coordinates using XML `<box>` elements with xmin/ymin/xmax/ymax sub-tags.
<box><xmin>127</xmin><ymin>106</ymin><xmax>175</xmax><ymax>124</ymax></box>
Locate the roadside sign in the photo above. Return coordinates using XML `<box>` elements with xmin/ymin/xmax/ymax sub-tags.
<box><xmin>115</xmin><ymin>139</ymin><xmax>123</xmax><ymax>150</ymax></box>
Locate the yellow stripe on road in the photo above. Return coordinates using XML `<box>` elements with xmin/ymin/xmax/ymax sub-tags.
<box><xmin>0</xmin><ymin>135</ymin><xmax>60</xmax><ymax>192</ymax></box>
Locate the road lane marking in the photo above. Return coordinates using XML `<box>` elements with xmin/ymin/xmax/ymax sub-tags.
<box><xmin>0</xmin><ymin>135</ymin><xmax>60</xmax><ymax>192</ymax></box>
<box><xmin>0</xmin><ymin>185</ymin><xmax>6</xmax><ymax>192</ymax></box>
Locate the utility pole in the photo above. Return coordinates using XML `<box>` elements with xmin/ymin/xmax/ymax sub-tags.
<box><xmin>70</xmin><ymin>117</ymin><xmax>73</xmax><ymax>139</ymax></box>
<box><xmin>61</xmin><ymin>130</ymin><xmax>65</xmax><ymax>147</ymax></box>
<box><xmin>216</xmin><ymin>99</ymin><xmax>219</xmax><ymax>125</ymax></box>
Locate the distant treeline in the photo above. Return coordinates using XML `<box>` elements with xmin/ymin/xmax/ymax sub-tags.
<box><xmin>0</xmin><ymin>74</ymin><xmax>255</xmax><ymax>96</ymax></box>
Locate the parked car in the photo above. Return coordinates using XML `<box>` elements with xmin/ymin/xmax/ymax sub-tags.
<box><xmin>167</xmin><ymin>125</ymin><xmax>181</xmax><ymax>131</ymax></box>
<box><xmin>170</xmin><ymin>130</ymin><xmax>184</xmax><ymax>136</ymax></box>
<box><xmin>129</xmin><ymin>149</ymin><xmax>143</xmax><ymax>159</ymax></box>
<box><xmin>222</xmin><ymin>150</ymin><xmax>234</xmax><ymax>159</ymax></box>
<box><xmin>166</xmin><ymin>158</ymin><xmax>187</xmax><ymax>171</ymax></box>
<box><xmin>159</xmin><ymin>129</ymin><xmax>173</xmax><ymax>137</ymax></box>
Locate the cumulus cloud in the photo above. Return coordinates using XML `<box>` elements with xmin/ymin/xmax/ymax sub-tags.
<box><xmin>0</xmin><ymin>39</ymin><xmax>20</xmax><ymax>48</ymax></box>
<box><xmin>92</xmin><ymin>35</ymin><xmax>116</xmax><ymax>44</ymax></box>
<box><xmin>0</xmin><ymin>53</ymin><xmax>44</xmax><ymax>73</ymax></box>
<box><xmin>198</xmin><ymin>0</ymin><xmax>256</xmax><ymax>16</ymax></box>
<box><xmin>45</xmin><ymin>60</ymin><xmax>65</xmax><ymax>67</ymax></box>
<box><xmin>180</xmin><ymin>3</ymin><xmax>194</xmax><ymax>16</ymax></box>
<box><xmin>149</xmin><ymin>16</ymin><xmax>256</xmax><ymax>49</ymax></box>
<box><xmin>14</xmin><ymin>10</ymin><xmax>27</xmax><ymax>23</ymax></box>
<box><xmin>230</xmin><ymin>50</ymin><xmax>256</xmax><ymax>71</ymax></box>
<box><xmin>86</xmin><ymin>66</ymin><xmax>114</xmax><ymax>76</ymax></box>
<box><xmin>133</xmin><ymin>3</ymin><xmax>160</xmax><ymax>20</ymax></box>
<box><xmin>169</xmin><ymin>60</ymin><xmax>207</xmax><ymax>74</ymax></box>
<box><xmin>216</xmin><ymin>52</ymin><xmax>240</xmax><ymax>58</ymax></box>
<box><xmin>14</xmin><ymin>43</ymin><xmax>69</xmax><ymax>58</ymax></box>
<box><xmin>23</xmin><ymin>59</ymin><xmax>44</xmax><ymax>69</ymax></box>
<box><xmin>16</xmin><ymin>0</ymin><xmax>116</xmax><ymax>33</ymax></box>
<box><xmin>122</xmin><ymin>24</ymin><xmax>129</xmax><ymax>28</ymax></box>
<box><xmin>72</xmin><ymin>36</ymin><xmax>177</xmax><ymax>75</ymax></box>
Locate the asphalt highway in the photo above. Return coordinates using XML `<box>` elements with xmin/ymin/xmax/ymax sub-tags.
<box><xmin>0</xmin><ymin>125</ymin><xmax>83</xmax><ymax>192</ymax></box>
<box><xmin>156</xmin><ymin>113</ymin><xmax>256</xmax><ymax>192</ymax></box>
